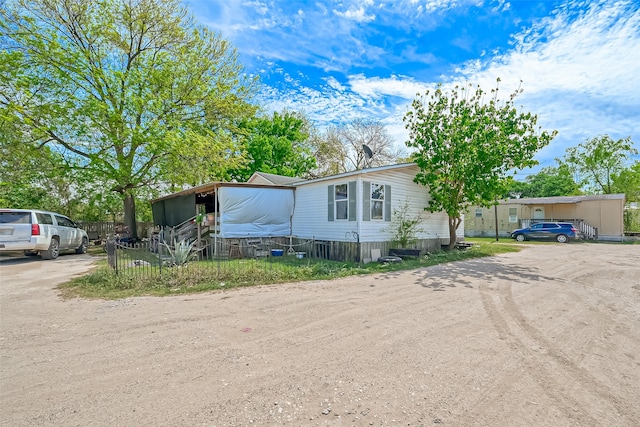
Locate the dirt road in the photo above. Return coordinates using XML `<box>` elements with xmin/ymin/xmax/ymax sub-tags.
<box><xmin>1</xmin><ymin>244</ymin><xmax>639</xmax><ymax>426</ymax></box>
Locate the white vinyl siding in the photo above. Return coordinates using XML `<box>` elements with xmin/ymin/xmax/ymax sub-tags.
<box><xmin>292</xmin><ymin>165</ymin><xmax>462</xmax><ymax>242</ymax></box>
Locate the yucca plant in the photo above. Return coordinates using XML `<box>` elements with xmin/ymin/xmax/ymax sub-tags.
<box><xmin>162</xmin><ymin>238</ymin><xmax>197</xmax><ymax>266</ymax></box>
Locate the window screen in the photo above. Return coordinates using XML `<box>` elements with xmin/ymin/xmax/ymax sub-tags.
<box><xmin>371</xmin><ymin>183</ymin><xmax>384</xmax><ymax>220</ymax></box>
<box><xmin>335</xmin><ymin>184</ymin><xmax>348</xmax><ymax>220</ymax></box>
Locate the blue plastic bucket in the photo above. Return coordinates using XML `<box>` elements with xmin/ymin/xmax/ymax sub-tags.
<box><xmin>271</xmin><ymin>249</ymin><xmax>284</xmax><ymax>256</ymax></box>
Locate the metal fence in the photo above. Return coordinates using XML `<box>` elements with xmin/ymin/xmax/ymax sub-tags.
<box><xmin>104</xmin><ymin>236</ymin><xmax>323</xmax><ymax>280</ymax></box>
<box><xmin>78</xmin><ymin>221</ymin><xmax>155</xmax><ymax>241</ymax></box>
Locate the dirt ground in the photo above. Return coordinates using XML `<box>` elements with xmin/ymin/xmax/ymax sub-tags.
<box><xmin>1</xmin><ymin>244</ymin><xmax>639</xmax><ymax>426</ymax></box>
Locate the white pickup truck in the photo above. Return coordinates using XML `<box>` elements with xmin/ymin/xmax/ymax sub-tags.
<box><xmin>0</xmin><ymin>209</ymin><xmax>89</xmax><ymax>259</ymax></box>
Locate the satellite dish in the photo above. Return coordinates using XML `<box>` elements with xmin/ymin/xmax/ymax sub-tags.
<box><xmin>362</xmin><ymin>144</ymin><xmax>373</xmax><ymax>159</ymax></box>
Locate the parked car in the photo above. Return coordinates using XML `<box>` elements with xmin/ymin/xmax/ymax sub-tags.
<box><xmin>510</xmin><ymin>222</ymin><xmax>581</xmax><ymax>243</ymax></box>
<box><xmin>0</xmin><ymin>209</ymin><xmax>89</xmax><ymax>259</ymax></box>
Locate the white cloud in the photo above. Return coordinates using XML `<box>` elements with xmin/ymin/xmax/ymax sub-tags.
<box><xmin>333</xmin><ymin>6</ymin><xmax>376</xmax><ymax>22</ymax></box>
<box><xmin>324</xmin><ymin>76</ymin><xmax>346</xmax><ymax>91</ymax></box>
<box><xmin>347</xmin><ymin>74</ymin><xmax>433</xmax><ymax>99</ymax></box>
<box><xmin>220</xmin><ymin>0</ymin><xmax>639</xmax><ymax>168</ymax></box>
<box><xmin>448</xmin><ymin>0</ymin><xmax>640</xmax><ymax>163</ymax></box>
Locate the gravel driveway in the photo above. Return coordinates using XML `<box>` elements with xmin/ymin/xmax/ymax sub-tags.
<box><xmin>1</xmin><ymin>244</ymin><xmax>639</xmax><ymax>426</ymax></box>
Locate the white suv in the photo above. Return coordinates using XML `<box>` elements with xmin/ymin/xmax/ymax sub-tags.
<box><xmin>0</xmin><ymin>209</ymin><xmax>89</xmax><ymax>259</ymax></box>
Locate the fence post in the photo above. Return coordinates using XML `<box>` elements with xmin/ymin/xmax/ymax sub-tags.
<box><xmin>106</xmin><ymin>236</ymin><xmax>117</xmax><ymax>274</ymax></box>
<box><xmin>159</xmin><ymin>238</ymin><xmax>163</xmax><ymax>275</ymax></box>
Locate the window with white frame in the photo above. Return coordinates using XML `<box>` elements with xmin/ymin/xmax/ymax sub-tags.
<box><xmin>370</xmin><ymin>183</ymin><xmax>384</xmax><ymax>220</ymax></box>
<box><xmin>508</xmin><ymin>207</ymin><xmax>518</xmax><ymax>223</ymax></box>
<box><xmin>475</xmin><ymin>208</ymin><xmax>483</xmax><ymax>217</ymax></box>
<box><xmin>335</xmin><ymin>184</ymin><xmax>348</xmax><ymax>220</ymax></box>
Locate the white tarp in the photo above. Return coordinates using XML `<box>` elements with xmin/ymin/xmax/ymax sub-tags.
<box><xmin>218</xmin><ymin>186</ymin><xmax>294</xmax><ymax>237</ymax></box>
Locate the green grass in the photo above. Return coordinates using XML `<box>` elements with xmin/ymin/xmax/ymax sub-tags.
<box><xmin>60</xmin><ymin>241</ymin><xmax>521</xmax><ymax>299</ymax></box>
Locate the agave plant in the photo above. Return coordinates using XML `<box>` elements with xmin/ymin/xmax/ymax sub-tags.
<box><xmin>162</xmin><ymin>238</ymin><xmax>197</xmax><ymax>266</ymax></box>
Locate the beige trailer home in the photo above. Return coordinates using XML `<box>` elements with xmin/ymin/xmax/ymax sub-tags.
<box><xmin>465</xmin><ymin>194</ymin><xmax>625</xmax><ymax>242</ymax></box>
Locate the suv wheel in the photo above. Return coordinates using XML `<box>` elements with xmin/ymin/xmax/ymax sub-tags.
<box><xmin>76</xmin><ymin>237</ymin><xmax>88</xmax><ymax>254</ymax></box>
<box><xmin>556</xmin><ymin>234</ymin><xmax>568</xmax><ymax>243</ymax></box>
<box><xmin>41</xmin><ymin>238</ymin><xmax>60</xmax><ymax>260</ymax></box>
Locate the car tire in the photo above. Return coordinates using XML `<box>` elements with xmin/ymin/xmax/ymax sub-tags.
<box><xmin>556</xmin><ymin>234</ymin><xmax>568</xmax><ymax>243</ymax></box>
<box><xmin>41</xmin><ymin>238</ymin><xmax>60</xmax><ymax>260</ymax></box>
<box><xmin>76</xmin><ymin>237</ymin><xmax>88</xmax><ymax>254</ymax></box>
<box><xmin>378</xmin><ymin>256</ymin><xmax>403</xmax><ymax>263</ymax></box>
<box><xmin>515</xmin><ymin>234</ymin><xmax>526</xmax><ymax>242</ymax></box>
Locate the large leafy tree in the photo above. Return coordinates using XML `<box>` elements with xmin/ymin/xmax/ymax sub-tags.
<box><xmin>505</xmin><ymin>165</ymin><xmax>580</xmax><ymax>198</ymax></box>
<box><xmin>612</xmin><ymin>161</ymin><xmax>640</xmax><ymax>231</ymax></box>
<box><xmin>0</xmin><ymin>117</ymin><xmax>69</xmax><ymax>211</ymax></box>
<box><xmin>559</xmin><ymin>135</ymin><xmax>637</xmax><ymax>194</ymax></box>
<box><xmin>612</xmin><ymin>161</ymin><xmax>640</xmax><ymax>202</ymax></box>
<box><xmin>230</xmin><ymin>111</ymin><xmax>316</xmax><ymax>182</ymax></box>
<box><xmin>0</xmin><ymin>0</ymin><xmax>256</xmax><ymax>237</ymax></box>
<box><xmin>404</xmin><ymin>80</ymin><xmax>556</xmax><ymax>248</ymax></box>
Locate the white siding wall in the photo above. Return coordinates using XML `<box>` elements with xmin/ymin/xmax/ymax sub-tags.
<box><xmin>292</xmin><ymin>165</ymin><xmax>463</xmax><ymax>242</ymax></box>
<box><xmin>292</xmin><ymin>178</ymin><xmax>358</xmax><ymax>241</ymax></box>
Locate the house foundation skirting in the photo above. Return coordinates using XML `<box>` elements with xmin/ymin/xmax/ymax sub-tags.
<box><xmin>202</xmin><ymin>236</ymin><xmax>459</xmax><ymax>263</ymax></box>
<box><xmin>301</xmin><ymin>237</ymin><xmax>454</xmax><ymax>263</ymax></box>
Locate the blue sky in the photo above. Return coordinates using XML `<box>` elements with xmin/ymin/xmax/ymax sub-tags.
<box><xmin>188</xmin><ymin>0</ymin><xmax>640</xmax><ymax>176</ymax></box>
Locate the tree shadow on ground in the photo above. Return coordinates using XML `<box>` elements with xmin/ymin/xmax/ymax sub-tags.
<box><xmin>371</xmin><ymin>257</ymin><xmax>559</xmax><ymax>291</ymax></box>
<box><xmin>411</xmin><ymin>257</ymin><xmax>560</xmax><ymax>291</ymax></box>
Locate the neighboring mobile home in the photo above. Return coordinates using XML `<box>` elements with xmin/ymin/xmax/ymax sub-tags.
<box><xmin>465</xmin><ymin>194</ymin><xmax>625</xmax><ymax>241</ymax></box>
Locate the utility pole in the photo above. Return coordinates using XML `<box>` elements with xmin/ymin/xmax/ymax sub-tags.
<box><xmin>494</xmin><ymin>202</ymin><xmax>499</xmax><ymax>241</ymax></box>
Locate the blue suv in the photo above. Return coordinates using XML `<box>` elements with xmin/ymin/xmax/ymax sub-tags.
<box><xmin>510</xmin><ymin>222</ymin><xmax>581</xmax><ymax>243</ymax></box>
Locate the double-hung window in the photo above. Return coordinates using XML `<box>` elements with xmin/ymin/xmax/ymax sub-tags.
<box><xmin>370</xmin><ymin>183</ymin><xmax>384</xmax><ymax>220</ymax></box>
<box><xmin>508</xmin><ymin>208</ymin><xmax>518</xmax><ymax>223</ymax></box>
<box><xmin>335</xmin><ymin>184</ymin><xmax>348</xmax><ymax>220</ymax></box>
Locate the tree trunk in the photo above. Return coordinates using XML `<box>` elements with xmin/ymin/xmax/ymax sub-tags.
<box><xmin>123</xmin><ymin>193</ymin><xmax>138</xmax><ymax>239</ymax></box>
<box><xmin>447</xmin><ymin>215</ymin><xmax>462</xmax><ymax>250</ymax></box>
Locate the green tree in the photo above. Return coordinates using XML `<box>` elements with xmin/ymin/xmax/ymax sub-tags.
<box><xmin>0</xmin><ymin>117</ymin><xmax>68</xmax><ymax>210</ymax></box>
<box><xmin>404</xmin><ymin>80</ymin><xmax>556</xmax><ymax>248</ymax></box>
<box><xmin>1</xmin><ymin>0</ymin><xmax>256</xmax><ymax>237</ymax></box>
<box><xmin>559</xmin><ymin>135</ymin><xmax>637</xmax><ymax>194</ymax></box>
<box><xmin>230</xmin><ymin>111</ymin><xmax>316</xmax><ymax>181</ymax></box>
<box><xmin>612</xmin><ymin>161</ymin><xmax>640</xmax><ymax>202</ymax></box>
<box><xmin>612</xmin><ymin>162</ymin><xmax>640</xmax><ymax>231</ymax></box>
<box><xmin>505</xmin><ymin>165</ymin><xmax>580</xmax><ymax>198</ymax></box>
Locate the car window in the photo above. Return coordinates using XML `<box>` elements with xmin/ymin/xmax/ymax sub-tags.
<box><xmin>54</xmin><ymin>215</ymin><xmax>74</xmax><ymax>228</ymax></box>
<box><xmin>0</xmin><ymin>212</ymin><xmax>31</xmax><ymax>224</ymax></box>
<box><xmin>36</xmin><ymin>212</ymin><xmax>54</xmax><ymax>225</ymax></box>
<box><xmin>531</xmin><ymin>223</ymin><xmax>543</xmax><ymax>229</ymax></box>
